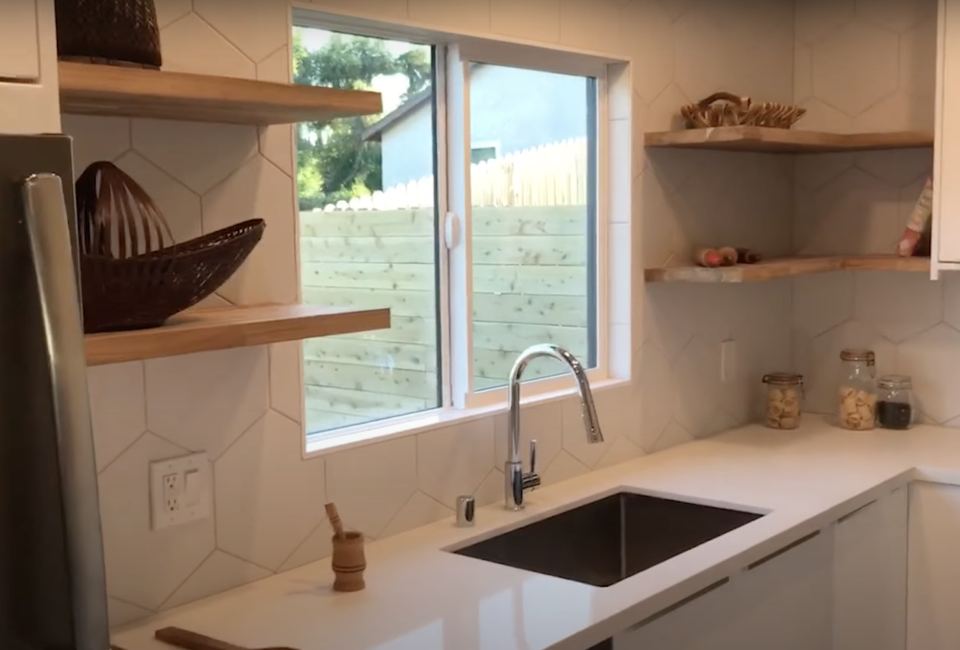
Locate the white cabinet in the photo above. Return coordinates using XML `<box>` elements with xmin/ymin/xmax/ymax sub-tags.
<box><xmin>833</xmin><ymin>487</ymin><xmax>908</xmax><ymax>650</ymax></box>
<box><xmin>935</xmin><ymin>0</ymin><xmax>960</xmax><ymax>263</ymax></box>
<box><xmin>907</xmin><ymin>482</ymin><xmax>960</xmax><ymax>650</ymax></box>
<box><xmin>614</xmin><ymin>530</ymin><xmax>833</xmax><ymax>650</ymax></box>
<box><xmin>0</xmin><ymin>0</ymin><xmax>40</xmax><ymax>81</ymax></box>
<box><xmin>0</xmin><ymin>0</ymin><xmax>60</xmax><ymax>134</ymax></box>
<box><xmin>614</xmin><ymin>488</ymin><xmax>910</xmax><ymax>650</ymax></box>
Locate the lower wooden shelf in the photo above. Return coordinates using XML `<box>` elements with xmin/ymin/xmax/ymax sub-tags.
<box><xmin>645</xmin><ymin>255</ymin><xmax>930</xmax><ymax>283</ymax></box>
<box><xmin>85</xmin><ymin>304</ymin><xmax>390</xmax><ymax>366</ymax></box>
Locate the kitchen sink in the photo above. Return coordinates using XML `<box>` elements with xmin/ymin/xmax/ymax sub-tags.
<box><xmin>453</xmin><ymin>491</ymin><xmax>763</xmax><ymax>587</ymax></box>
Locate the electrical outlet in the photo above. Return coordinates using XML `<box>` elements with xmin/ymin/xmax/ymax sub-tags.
<box><xmin>149</xmin><ymin>452</ymin><xmax>210</xmax><ymax>530</ymax></box>
<box><xmin>163</xmin><ymin>473</ymin><xmax>179</xmax><ymax>512</ymax></box>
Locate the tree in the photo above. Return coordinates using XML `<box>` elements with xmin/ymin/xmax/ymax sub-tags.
<box><xmin>294</xmin><ymin>32</ymin><xmax>431</xmax><ymax>209</ymax></box>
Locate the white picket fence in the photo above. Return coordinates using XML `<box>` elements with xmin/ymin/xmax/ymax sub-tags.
<box><xmin>314</xmin><ymin>137</ymin><xmax>588</xmax><ymax>212</ymax></box>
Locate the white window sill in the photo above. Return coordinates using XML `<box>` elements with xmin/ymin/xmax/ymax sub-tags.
<box><xmin>303</xmin><ymin>377</ymin><xmax>629</xmax><ymax>458</ymax></box>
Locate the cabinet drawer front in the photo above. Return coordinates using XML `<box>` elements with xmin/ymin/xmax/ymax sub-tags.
<box><xmin>908</xmin><ymin>482</ymin><xmax>960</xmax><ymax>650</ymax></box>
<box><xmin>615</xmin><ymin>531</ymin><xmax>832</xmax><ymax>650</ymax></box>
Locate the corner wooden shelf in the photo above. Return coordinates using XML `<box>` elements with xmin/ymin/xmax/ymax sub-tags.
<box><xmin>644</xmin><ymin>126</ymin><xmax>934</xmax><ymax>153</ymax></box>
<box><xmin>59</xmin><ymin>62</ymin><xmax>383</xmax><ymax>125</ymax></box>
<box><xmin>85</xmin><ymin>304</ymin><xmax>390</xmax><ymax>366</ymax></box>
<box><xmin>645</xmin><ymin>255</ymin><xmax>930</xmax><ymax>283</ymax></box>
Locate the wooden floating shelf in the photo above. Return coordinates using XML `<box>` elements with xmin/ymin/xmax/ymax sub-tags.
<box><xmin>644</xmin><ymin>126</ymin><xmax>934</xmax><ymax>153</ymax></box>
<box><xmin>59</xmin><ymin>62</ymin><xmax>383</xmax><ymax>125</ymax></box>
<box><xmin>645</xmin><ymin>255</ymin><xmax>930</xmax><ymax>283</ymax></box>
<box><xmin>85</xmin><ymin>304</ymin><xmax>390</xmax><ymax>366</ymax></box>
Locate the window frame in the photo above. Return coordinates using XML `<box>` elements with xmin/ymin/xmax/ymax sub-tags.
<box><xmin>292</xmin><ymin>7</ymin><xmax>631</xmax><ymax>456</ymax></box>
<box><xmin>444</xmin><ymin>43</ymin><xmax>611</xmax><ymax>410</ymax></box>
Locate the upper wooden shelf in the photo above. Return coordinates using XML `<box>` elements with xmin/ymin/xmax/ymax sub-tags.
<box><xmin>644</xmin><ymin>126</ymin><xmax>934</xmax><ymax>153</ymax></box>
<box><xmin>85</xmin><ymin>304</ymin><xmax>390</xmax><ymax>366</ymax></box>
<box><xmin>645</xmin><ymin>255</ymin><xmax>930</xmax><ymax>283</ymax></box>
<box><xmin>58</xmin><ymin>62</ymin><xmax>383</xmax><ymax>125</ymax></box>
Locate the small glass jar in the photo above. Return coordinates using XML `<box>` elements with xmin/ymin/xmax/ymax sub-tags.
<box><xmin>877</xmin><ymin>375</ymin><xmax>915</xmax><ymax>430</ymax></box>
<box><xmin>762</xmin><ymin>373</ymin><xmax>804</xmax><ymax>430</ymax></box>
<box><xmin>838</xmin><ymin>349</ymin><xmax>877</xmax><ymax>430</ymax></box>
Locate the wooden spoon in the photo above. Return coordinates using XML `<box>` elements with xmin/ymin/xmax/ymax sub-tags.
<box><xmin>155</xmin><ymin>626</ymin><xmax>300</xmax><ymax>650</ymax></box>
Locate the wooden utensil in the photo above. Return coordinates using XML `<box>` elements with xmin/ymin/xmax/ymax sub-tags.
<box><xmin>155</xmin><ymin>626</ymin><xmax>299</xmax><ymax>650</ymax></box>
<box><xmin>324</xmin><ymin>501</ymin><xmax>367</xmax><ymax>592</ymax></box>
<box><xmin>325</xmin><ymin>501</ymin><xmax>345</xmax><ymax>539</ymax></box>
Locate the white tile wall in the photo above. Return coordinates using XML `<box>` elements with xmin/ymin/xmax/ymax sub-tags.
<box><xmin>78</xmin><ymin>0</ymin><xmax>796</xmax><ymax>626</ymax></box>
<box><xmin>795</xmin><ymin>0</ymin><xmax>936</xmax><ymax>134</ymax></box>
<box><xmin>790</xmin><ymin>0</ymin><xmax>954</xmax><ymax>426</ymax></box>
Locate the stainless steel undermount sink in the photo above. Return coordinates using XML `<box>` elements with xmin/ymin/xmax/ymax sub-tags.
<box><xmin>452</xmin><ymin>491</ymin><xmax>763</xmax><ymax>587</ymax></box>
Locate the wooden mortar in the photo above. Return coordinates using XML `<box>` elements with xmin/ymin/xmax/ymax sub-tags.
<box><xmin>331</xmin><ymin>530</ymin><xmax>366</xmax><ymax>592</ymax></box>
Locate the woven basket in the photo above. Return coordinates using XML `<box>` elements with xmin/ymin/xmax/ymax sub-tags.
<box><xmin>76</xmin><ymin>162</ymin><xmax>265</xmax><ymax>333</ymax></box>
<box><xmin>55</xmin><ymin>0</ymin><xmax>162</xmax><ymax>69</ymax></box>
<box><xmin>681</xmin><ymin>92</ymin><xmax>806</xmax><ymax>129</ymax></box>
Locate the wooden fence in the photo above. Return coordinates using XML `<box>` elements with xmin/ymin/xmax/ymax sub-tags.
<box><xmin>315</xmin><ymin>137</ymin><xmax>588</xmax><ymax>212</ymax></box>
<box><xmin>301</xmin><ymin>138</ymin><xmax>590</xmax><ymax>434</ymax></box>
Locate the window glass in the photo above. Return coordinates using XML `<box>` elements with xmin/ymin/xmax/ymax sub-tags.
<box><xmin>471</xmin><ymin>146</ymin><xmax>497</xmax><ymax>164</ymax></box>
<box><xmin>295</xmin><ymin>26</ymin><xmax>440</xmax><ymax>434</ymax></box>
<box><xmin>468</xmin><ymin>64</ymin><xmax>598</xmax><ymax>390</ymax></box>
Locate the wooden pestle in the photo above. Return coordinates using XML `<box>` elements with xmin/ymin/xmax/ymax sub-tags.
<box><xmin>325</xmin><ymin>502</ymin><xmax>345</xmax><ymax>539</ymax></box>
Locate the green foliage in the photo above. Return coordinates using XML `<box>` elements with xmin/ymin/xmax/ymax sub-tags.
<box><xmin>294</xmin><ymin>31</ymin><xmax>431</xmax><ymax>210</ymax></box>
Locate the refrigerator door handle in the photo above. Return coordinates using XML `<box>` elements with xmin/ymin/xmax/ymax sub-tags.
<box><xmin>21</xmin><ymin>173</ymin><xmax>110</xmax><ymax>650</ymax></box>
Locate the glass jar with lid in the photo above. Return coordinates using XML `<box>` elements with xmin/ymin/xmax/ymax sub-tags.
<box><xmin>762</xmin><ymin>373</ymin><xmax>803</xmax><ymax>430</ymax></box>
<box><xmin>838</xmin><ymin>349</ymin><xmax>877</xmax><ymax>430</ymax></box>
<box><xmin>877</xmin><ymin>375</ymin><xmax>915</xmax><ymax>430</ymax></box>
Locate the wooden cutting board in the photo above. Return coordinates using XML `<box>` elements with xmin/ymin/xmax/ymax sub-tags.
<box><xmin>155</xmin><ymin>626</ymin><xmax>300</xmax><ymax>650</ymax></box>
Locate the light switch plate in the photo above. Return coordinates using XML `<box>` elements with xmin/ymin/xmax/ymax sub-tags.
<box><xmin>149</xmin><ymin>452</ymin><xmax>211</xmax><ymax>530</ymax></box>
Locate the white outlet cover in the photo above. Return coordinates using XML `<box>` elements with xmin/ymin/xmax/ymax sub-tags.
<box><xmin>149</xmin><ymin>452</ymin><xmax>211</xmax><ymax>530</ymax></box>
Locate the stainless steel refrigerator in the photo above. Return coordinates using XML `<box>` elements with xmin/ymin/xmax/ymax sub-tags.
<box><xmin>0</xmin><ymin>134</ymin><xmax>110</xmax><ymax>650</ymax></box>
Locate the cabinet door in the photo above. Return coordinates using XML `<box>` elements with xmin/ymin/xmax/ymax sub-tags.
<box><xmin>614</xmin><ymin>530</ymin><xmax>833</xmax><ymax>650</ymax></box>
<box><xmin>907</xmin><ymin>482</ymin><xmax>960</xmax><ymax>650</ymax></box>
<box><xmin>833</xmin><ymin>487</ymin><xmax>908</xmax><ymax>650</ymax></box>
<box><xmin>0</xmin><ymin>0</ymin><xmax>40</xmax><ymax>81</ymax></box>
<box><xmin>0</xmin><ymin>0</ymin><xmax>60</xmax><ymax>134</ymax></box>
<box><xmin>936</xmin><ymin>0</ymin><xmax>960</xmax><ymax>262</ymax></box>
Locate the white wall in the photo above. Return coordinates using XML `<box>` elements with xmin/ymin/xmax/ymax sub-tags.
<box><xmin>76</xmin><ymin>0</ymin><xmax>796</xmax><ymax>628</ymax></box>
<box><xmin>790</xmin><ymin>0</ymin><xmax>946</xmax><ymax>423</ymax></box>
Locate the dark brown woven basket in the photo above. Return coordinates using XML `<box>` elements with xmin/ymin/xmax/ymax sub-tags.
<box><xmin>55</xmin><ymin>0</ymin><xmax>162</xmax><ymax>69</ymax></box>
<box><xmin>76</xmin><ymin>162</ymin><xmax>265</xmax><ymax>333</ymax></box>
<box><xmin>80</xmin><ymin>220</ymin><xmax>266</xmax><ymax>332</ymax></box>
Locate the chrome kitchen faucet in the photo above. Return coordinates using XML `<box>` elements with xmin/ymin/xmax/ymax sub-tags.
<box><xmin>504</xmin><ymin>344</ymin><xmax>603</xmax><ymax>510</ymax></box>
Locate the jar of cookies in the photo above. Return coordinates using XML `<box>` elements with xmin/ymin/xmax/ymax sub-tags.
<box><xmin>838</xmin><ymin>349</ymin><xmax>877</xmax><ymax>430</ymax></box>
<box><xmin>762</xmin><ymin>373</ymin><xmax>803</xmax><ymax>429</ymax></box>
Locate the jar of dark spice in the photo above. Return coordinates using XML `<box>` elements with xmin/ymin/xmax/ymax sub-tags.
<box><xmin>877</xmin><ymin>375</ymin><xmax>915</xmax><ymax>430</ymax></box>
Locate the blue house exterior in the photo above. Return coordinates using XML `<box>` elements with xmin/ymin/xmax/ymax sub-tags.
<box><xmin>364</xmin><ymin>64</ymin><xmax>589</xmax><ymax>188</ymax></box>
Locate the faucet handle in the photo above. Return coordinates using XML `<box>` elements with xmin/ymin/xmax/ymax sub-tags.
<box><xmin>523</xmin><ymin>439</ymin><xmax>541</xmax><ymax>491</ymax></box>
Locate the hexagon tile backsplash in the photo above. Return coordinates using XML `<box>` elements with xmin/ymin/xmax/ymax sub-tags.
<box><xmin>80</xmin><ymin>0</ymin><xmax>960</xmax><ymax>632</ymax></box>
<box><xmin>790</xmin><ymin>0</ymin><xmax>954</xmax><ymax>423</ymax></box>
<box><xmin>72</xmin><ymin>0</ymin><xmax>804</xmax><ymax>629</ymax></box>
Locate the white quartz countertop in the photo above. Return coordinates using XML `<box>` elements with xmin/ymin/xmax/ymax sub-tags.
<box><xmin>113</xmin><ymin>416</ymin><xmax>960</xmax><ymax>650</ymax></box>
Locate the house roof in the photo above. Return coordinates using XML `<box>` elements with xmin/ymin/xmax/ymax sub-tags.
<box><xmin>362</xmin><ymin>63</ymin><xmax>481</xmax><ymax>142</ymax></box>
<box><xmin>361</xmin><ymin>87</ymin><xmax>431</xmax><ymax>142</ymax></box>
